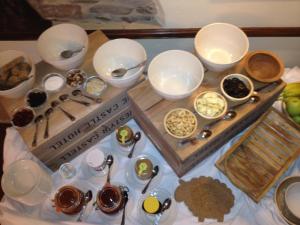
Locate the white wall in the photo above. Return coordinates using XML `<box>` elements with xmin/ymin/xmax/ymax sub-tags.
<box><xmin>159</xmin><ymin>0</ymin><xmax>300</xmax><ymax>27</ymax></box>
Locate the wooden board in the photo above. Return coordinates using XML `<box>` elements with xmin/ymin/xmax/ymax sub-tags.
<box><xmin>0</xmin><ymin>31</ymin><xmax>132</xmax><ymax>165</ymax></box>
<box><xmin>216</xmin><ymin>108</ymin><xmax>300</xmax><ymax>202</ymax></box>
<box><xmin>128</xmin><ymin>62</ymin><xmax>286</xmax><ymax>177</ymax></box>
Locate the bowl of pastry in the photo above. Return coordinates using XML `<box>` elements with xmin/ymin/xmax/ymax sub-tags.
<box><xmin>0</xmin><ymin>50</ymin><xmax>35</xmax><ymax>99</ymax></box>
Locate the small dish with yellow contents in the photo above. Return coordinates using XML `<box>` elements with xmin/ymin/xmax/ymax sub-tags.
<box><xmin>136</xmin><ymin>188</ymin><xmax>177</xmax><ymax>225</ymax></box>
<box><xmin>125</xmin><ymin>154</ymin><xmax>163</xmax><ymax>189</ymax></box>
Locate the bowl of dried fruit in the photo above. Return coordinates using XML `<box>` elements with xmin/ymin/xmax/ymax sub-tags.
<box><xmin>164</xmin><ymin>108</ymin><xmax>198</xmax><ymax>139</ymax></box>
<box><xmin>0</xmin><ymin>50</ymin><xmax>35</xmax><ymax>99</ymax></box>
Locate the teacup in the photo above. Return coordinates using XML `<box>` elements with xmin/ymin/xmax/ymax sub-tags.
<box><xmin>53</xmin><ymin>185</ymin><xmax>84</xmax><ymax>215</ymax></box>
<box><xmin>96</xmin><ymin>184</ymin><xmax>128</xmax><ymax>214</ymax></box>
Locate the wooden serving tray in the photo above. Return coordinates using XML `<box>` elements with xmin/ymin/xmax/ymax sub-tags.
<box><xmin>128</xmin><ymin>62</ymin><xmax>285</xmax><ymax>177</ymax></box>
<box><xmin>216</xmin><ymin>108</ymin><xmax>300</xmax><ymax>202</ymax></box>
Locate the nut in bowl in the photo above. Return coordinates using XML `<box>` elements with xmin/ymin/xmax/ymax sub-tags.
<box><xmin>93</xmin><ymin>38</ymin><xmax>147</xmax><ymax>88</ymax></box>
<box><xmin>221</xmin><ymin>74</ymin><xmax>254</xmax><ymax>103</ymax></box>
<box><xmin>194</xmin><ymin>23</ymin><xmax>249</xmax><ymax>72</ymax></box>
<box><xmin>244</xmin><ymin>50</ymin><xmax>284</xmax><ymax>83</ymax></box>
<box><xmin>148</xmin><ymin>50</ymin><xmax>204</xmax><ymax>100</ymax></box>
<box><xmin>194</xmin><ymin>91</ymin><xmax>227</xmax><ymax>119</ymax></box>
<box><xmin>164</xmin><ymin>108</ymin><xmax>197</xmax><ymax>139</ymax></box>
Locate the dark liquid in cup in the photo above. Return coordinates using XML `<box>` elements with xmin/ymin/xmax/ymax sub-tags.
<box><xmin>97</xmin><ymin>185</ymin><xmax>124</xmax><ymax>214</ymax></box>
<box><xmin>100</xmin><ymin>187</ymin><xmax>120</xmax><ymax>208</ymax></box>
<box><xmin>59</xmin><ymin>189</ymin><xmax>77</xmax><ymax>208</ymax></box>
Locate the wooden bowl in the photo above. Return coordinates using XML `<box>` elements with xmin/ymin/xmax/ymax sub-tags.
<box><xmin>245</xmin><ymin>50</ymin><xmax>284</xmax><ymax>83</ymax></box>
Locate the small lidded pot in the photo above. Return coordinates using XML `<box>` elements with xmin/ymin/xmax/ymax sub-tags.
<box><xmin>96</xmin><ymin>184</ymin><xmax>127</xmax><ymax>215</ymax></box>
<box><xmin>116</xmin><ymin>125</ymin><xmax>134</xmax><ymax>147</ymax></box>
<box><xmin>53</xmin><ymin>185</ymin><xmax>84</xmax><ymax>215</ymax></box>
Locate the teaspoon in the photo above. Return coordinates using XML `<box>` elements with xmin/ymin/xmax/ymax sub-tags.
<box><xmin>72</xmin><ymin>89</ymin><xmax>102</xmax><ymax>104</ymax></box>
<box><xmin>142</xmin><ymin>165</ymin><xmax>159</xmax><ymax>194</ymax></box>
<box><xmin>59</xmin><ymin>94</ymin><xmax>90</xmax><ymax>106</ymax></box>
<box><xmin>111</xmin><ymin>60</ymin><xmax>147</xmax><ymax>78</ymax></box>
<box><xmin>153</xmin><ymin>198</ymin><xmax>172</xmax><ymax>225</ymax></box>
<box><xmin>51</xmin><ymin>100</ymin><xmax>76</xmax><ymax>121</ymax></box>
<box><xmin>32</xmin><ymin>115</ymin><xmax>43</xmax><ymax>147</ymax></box>
<box><xmin>77</xmin><ymin>190</ymin><xmax>93</xmax><ymax>222</ymax></box>
<box><xmin>44</xmin><ymin>108</ymin><xmax>54</xmax><ymax>139</ymax></box>
<box><xmin>106</xmin><ymin>155</ymin><xmax>114</xmax><ymax>184</ymax></box>
<box><xmin>120</xmin><ymin>191</ymin><xmax>129</xmax><ymax>225</ymax></box>
<box><xmin>127</xmin><ymin>132</ymin><xmax>141</xmax><ymax>158</ymax></box>
<box><xmin>60</xmin><ymin>47</ymin><xmax>84</xmax><ymax>59</ymax></box>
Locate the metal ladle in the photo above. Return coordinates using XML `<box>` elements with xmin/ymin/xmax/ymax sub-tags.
<box><xmin>51</xmin><ymin>100</ymin><xmax>76</xmax><ymax>121</ymax></box>
<box><xmin>59</xmin><ymin>94</ymin><xmax>90</xmax><ymax>106</ymax></box>
<box><xmin>142</xmin><ymin>165</ymin><xmax>159</xmax><ymax>194</ymax></box>
<box><xmin>32</xmin><ymin>115</ymin><xmax>43</xmax><ymax>147</ymax></box>
<box><xmin>60</xmin><ymin>47</ymin><xmax>84</xmax><ymax>59</ymax></box>
<box><xmin>111</xmin><ymin>60</ymin><xmax>147</xmax><ymax>78</ymax></box>
<box><xmin>44</xmin><ymin>108</ymin><xmax>54</xmax><ymax>139</ymax></box>
<box><xmin>72</xmin><ymin>89</ymin><xmax>102</xmax><ymax>104</ymax></box>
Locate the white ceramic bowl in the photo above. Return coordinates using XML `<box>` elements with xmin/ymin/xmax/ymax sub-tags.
<box><xmin>194</xmin><ymin>23</ymin><xmax>249</xmax><ymax>72</ymax></box>
<box><xmin>37</xmin><ymin>23</ymin><xmax>88</xmax><ymax>70</ymax></box>
<box><xmin>93</xmin><ymin>39</ymin><xmax>147</xmax><ymax>88</ymax></box>
<box><xmin>0</xmin><ymin>50</ymin><xmax>36</xmax><ymax>99</ymax></box>
<box><xmin>285</xmin><ymin>182</ymin><xmax>300</xmax><ymax>219</ymax></box>
<box><xmin>221</xmin><ymin>74</ymin><xmax>254</xmax><ymax>103</ymax></box>
<box><xmin>148</xmin><ymin>50</ymin><xmax>204</xmax><ymax>100</ymax></box>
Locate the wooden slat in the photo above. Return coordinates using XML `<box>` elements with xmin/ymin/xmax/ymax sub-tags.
<box><xmin>216</xmin><ymin>108</ymin><xmax>300</xmax><ymax>202</ymax></box>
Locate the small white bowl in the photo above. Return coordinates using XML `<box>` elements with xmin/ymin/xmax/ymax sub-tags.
<box><xmin>93</xmin><ymin>38</ymin><xmax>147</xmax><ymax>88</ymax></box>
<box><xmin>285</xmin><ymin>182</ymin><xmax>300</xmax><ymax>219</ymax></box>
<box><xmin>194</xmin><ymin>23</ymin><xmax>249</xmax><ymax>72</ymax></box>
<box><xmin>148</xmin><ymin>50</ymin><xmax>204</xmax><ymax>100</ymax></box>
<box><xmin>37</xmin><ymin>23</ymin><xmax>88</xmax><ymax>70</ymax></box>
<box><xmin>221</xmin><ymin>74</ymin><xmax>254</xmax><ymax>102</ymax></box>
<box><xmin>0</xmin><ymin>50</ymin><xmax>36</xmax><ymax>99</ymax></box>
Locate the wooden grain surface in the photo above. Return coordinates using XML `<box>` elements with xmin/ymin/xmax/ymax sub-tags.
<box><xmin>0</xmin><ymin>31</ymin><xmax>130</xmax><ymax>160</ymax></box>
<box><xmin>128</xmin><ymin>57</ymin><xmax>285</xmax><ymax>177</ymax></box>
<box><xmin>216</xmin><ymin>108</ymin><xmax>300</xmax><ymax>202</ymax></box>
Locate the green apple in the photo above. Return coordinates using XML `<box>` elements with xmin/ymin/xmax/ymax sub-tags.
<box><xmin>292</xmin><ymin>115</ymin><xmax>300</xmax><ymax>124</ymax></box>
<box><xmin>286</xmin><ymin>97</ymin><xmax>300</xmax><ymax>117</ymax></box>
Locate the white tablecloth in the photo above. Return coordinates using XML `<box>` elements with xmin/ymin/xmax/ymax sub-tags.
<box><xmin>1</xmin><ymin>67</ymin><xmax>300</xmax><ymax>225</ymax></box>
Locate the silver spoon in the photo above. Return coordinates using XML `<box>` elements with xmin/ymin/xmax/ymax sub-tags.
<box><xmin>51</xmin><ymin>100</ymin><xmax>76</xmax><ymax>121</ymax></box>
<box><xmin>59</xmin><ymin>94</ymin><xmax>90</xmax><ymax>106</ymax></box>
<box><xmin>60</xmin><ymin>47</ymin><xmax>84</xmax><ymax>59</ymax></box>
<box><xmin>120</xmin><ymin>190</ymin><xmax>129</xmax><ymax>225</ymax></box>
<box><xmin>127</xmin><ymin>132</ymin><xmax>141</xmax><ymax>158</ymax></box>
<box><xmin>153</xmin><ymin>198</ymin><xmax>172</xmax><ymax>225</ymax></box>
<box><xmin>72</xmin><ymin>89</ymin><xmax>102</xmax><ymax>104</ymax></box>
<box><xmin>111</xmin><ymin>60</ymin><xmax>147</xmax><ymax>78</ymax></box>
<box><xmin>32</xmin><ymin>115</ymin><xmax>43</xmax><ymax>147</ymax></box>
<box><xmin>77</xmin><ymin>190</ymin><xmax>93</xmax><ymax>222</ymax></box>
<box><xmin>44</xmin><ymin>108</ymin><xmax>54</xmax><ymax>139</ymax></box>
<box><xmin>106</xmin><ymin>155</ymin><xmax>114</xmax><ymax>184</ymax></box>
<box><xmin>142</xmin><ymin>165</ymin><xmax>159</xmax><ymax>194</ymax></box>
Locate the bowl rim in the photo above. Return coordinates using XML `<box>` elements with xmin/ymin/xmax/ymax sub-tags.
<box><xmin>163</xmin><ymin>107</ymin><xmax>198</xmax><ymax>139</ymax></box>
<box><xmin>284</xmin><ymin>181</ymin><xmax>300</xmax><ymax>219</ymax></box>
<box><xmin>148</xmin><ymin>50</ymin><xmax>204</xmax><ymax>97</ymax></box>
<box><xmin>25</xmin><ymin>88</ymin><xmax>48</xmax><ymax>109</ymax></box>
<box><xmin>193</xmin><ymin>91</ymin><xmax>228</xmax><ymax>119</ymax></box>
<box><xmin>194</xmin><ymin>22</ymin><xmax>249</xmax><ymax>66</ymax></box>
<box><xmin>244</xmin><ymin>50</ymin><xmax>284</xmax><ymax>83</ymax></box>
<box><xmin>11</xmin><ymin>106</ymin><xmax>36</xmax><ymax>129</ymax></box>
<box><xmin>220</xmin><ymin>73</ymin><xmax>254</xmax><ymax>102</ymax></box>
<box><xmin>93</xmin><ymin>38</ymin><xmax>147</xmax><ymax>81</ymax></box>
<box><xmin>0</xmin><ymin>50</ymin><xmax>35</xmax><ymax>93</ymax></box>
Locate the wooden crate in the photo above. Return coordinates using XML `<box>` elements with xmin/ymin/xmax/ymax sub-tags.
<box><xmin>44</xmin><ymin>106</ymin><xmax>132</xmax><ymax>171</ymax></box>
<box><xmin>128</xmin><ymin>65</ymin><xmax>286</xmax><ymax>177</ymax></box>
<box><xmin>216</xmin><ymin>108</ymin><xmax>300</xmax><ymax>202</ymax></box>
<box><xmin>0</xmin><ymin>31</ymin><xmax>132</xmax><ymax>165</ymax></box>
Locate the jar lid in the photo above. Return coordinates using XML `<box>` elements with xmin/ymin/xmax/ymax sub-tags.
<box><xmin>86</xmin><ymin>149</ymin><xmax>105</xmax><ymax>168</ymax></box>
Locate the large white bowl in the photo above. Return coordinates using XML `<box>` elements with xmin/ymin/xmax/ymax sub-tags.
<box><xmin>0</xmin><ymin>50</ymin><xmax>36</xmax><ymax>99</ymax></box>
<box><xmin>93</xmin><ymin>39</ymin><xmax>147</xmax><ymax>88</ymax></box>
<box><xmin>194</xmin><ymin>23</ymin><xmax>249</xmax><ymax>72</ymax></box>
<box><xmin>37</xmin><ymin>23</ymin><xmax>88</xmax><ymax>70</ymax></box>
<box><xmin>148</xmin><ymin>50</ymin><xmax>204</xmax><ymax>100</ymax></box>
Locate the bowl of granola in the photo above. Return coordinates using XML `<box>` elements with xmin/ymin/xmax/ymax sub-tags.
<box><xmin>164</xmin><ymin>108</ymin><xmax>198</xmax><ymax>139</ymax></box>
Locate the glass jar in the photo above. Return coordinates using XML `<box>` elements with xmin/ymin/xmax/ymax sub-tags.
<box><xmin>1</xmin><ymin>159</ymin><xmax>53</xmax><ymax>206</ymax></box>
